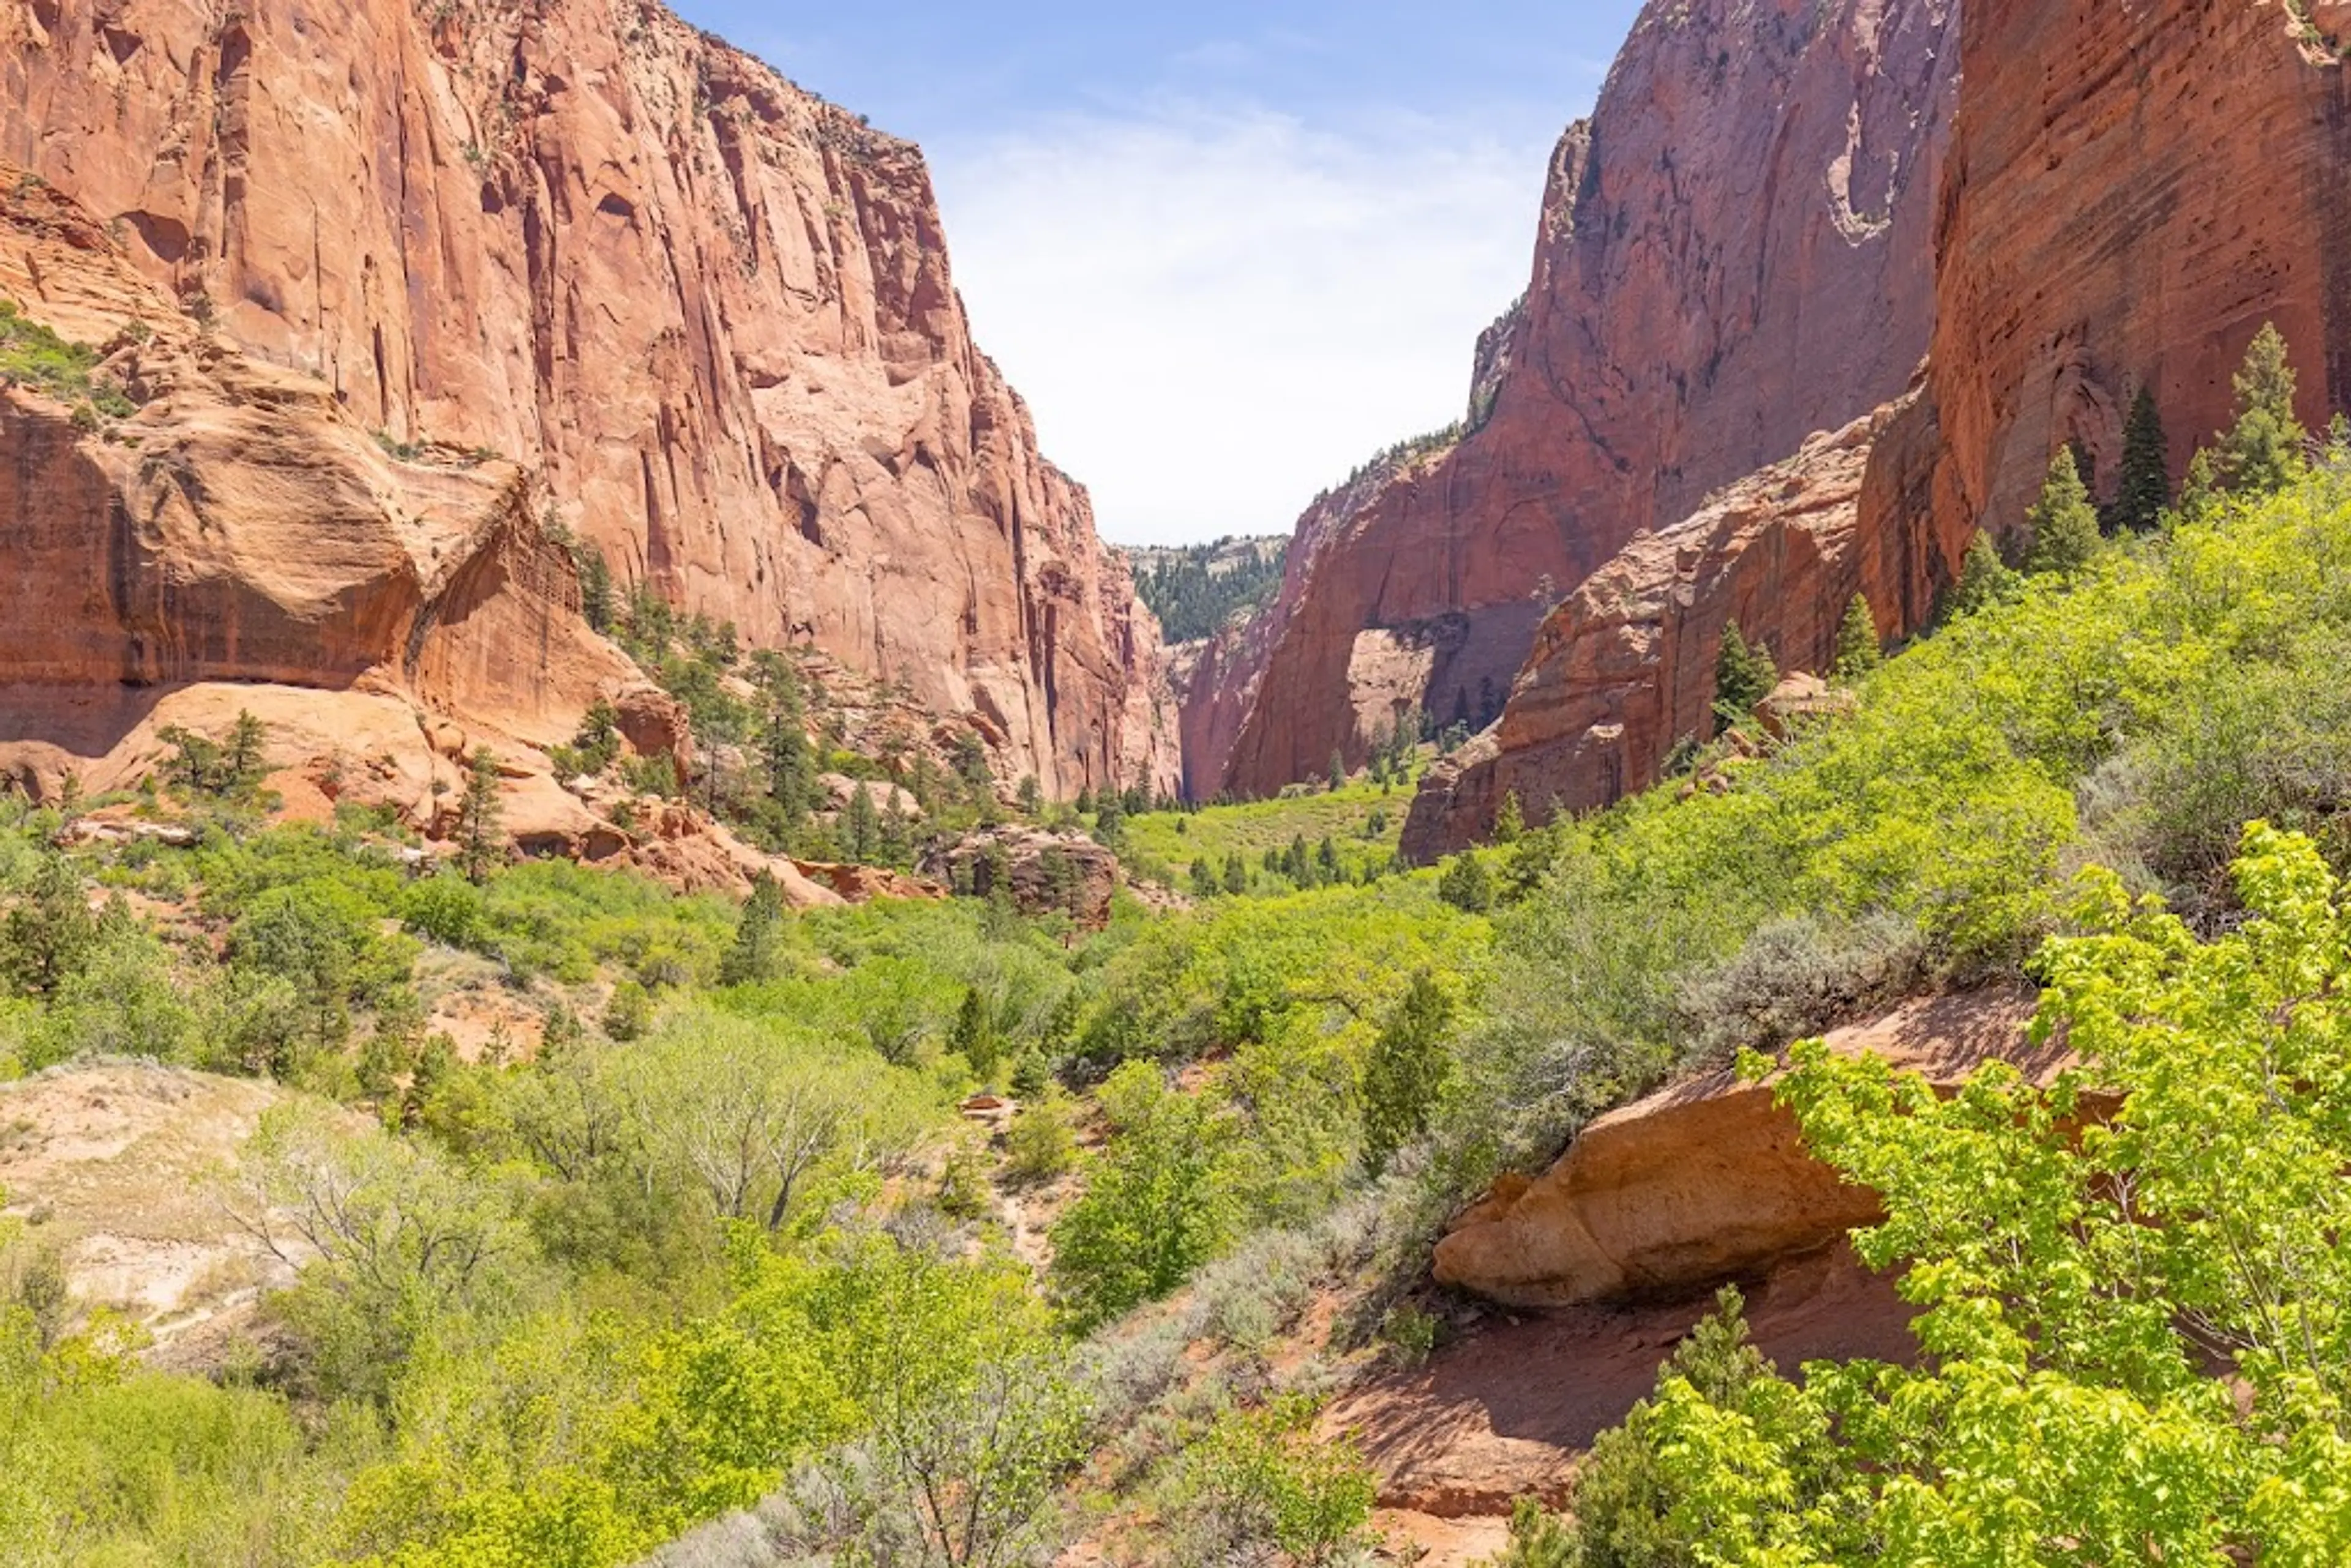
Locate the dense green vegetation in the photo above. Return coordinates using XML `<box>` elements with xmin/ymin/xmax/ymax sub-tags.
<box><xmin>0</xmin><ymin>295</ymin><xmax>137</xmax><ymax>422</ymax></box>
<box><xmin>9</xmin><ymin>328</ymin><xmax>2351</xmax><ymax>1563</ymax></box>
<box><xmin>1130</xmin><ymin>537</ymin><xmax>1288</xmax><ymax>643</ymax></box>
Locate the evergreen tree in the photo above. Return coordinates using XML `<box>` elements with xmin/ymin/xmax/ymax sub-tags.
<box><xmin>951</xmin><ymin>987</ymin><xmax>1000</xmax><ymax>1080</ymax></box>
<box><xmin>1712</xmin><ymin>621</ymin><xmax>1778</xmax><ymax>729</ymax></box>
<box><xmin>1493</xmin><ymin>790</ymin><xmax>1526</xmax><ymax>845</ymax></box>
<box><xmin>457</xmin><ymin>747</ymin><xmax>505</xmax><ymax>886</ymax></box>
<box><xmin>718</xmin><ymin>872</ymin><xmax>789</xmax><ymax>987</ymax></box>
<box><xmin>1074</xmin><ymin>786</ymin><xmax>1095</xmax><ymax>817</ymax></box>
<box><xmin>1189</xmin><ymin>857</ymin><xmax>1218</xmax><ymax>899</ymax></box>
<box><xmin>1284</xmin><ymin>833</ymin><xmax>1311</xmax><ymax>885</ymax></box>
<box><xmin>226</xmin><ymin>709</ymin><xmax>269</xmax><ymax>789</ymax></box>
<box><xmin>1437</xmin><ymin>851</ymin><xmax>1493</xmax><ymax>914</ymax></box>
<box><xmin>844</xmin><ymin>783</ymin><xmax>881</xmax><ymax>864</ymax></box>
<box><xmin>2115</xmin><ymin>384</ymin><xmax>2171</xmax><ymax>533</ymax></box>
<box><xmin>1223</xmin><ymin>851</ymin><xmax>1249</xmax><ymax>897</ymax></box>
<box><xmin>1833</xmin><ymin>595</ymin><xmax>1881</xmax><ymax>680</ymax></box>
<box><xmin>576</xmin><ymin>541</ymin><xmax>615</xmax><ymax>632</ymax></box>
<box><xmin>2177</xmin><ymin>447</ymin><xmax>2223</xmax><ymax>523</ymax></box>
<box><xmin>1016</xmin><ymin>774</ymin><xmax>1043</xmax><ymax>816</ymax></box>
<box><xmin>1951</xmin><ymin>530</ymin><xmax>2021</xmax><ymax>615</ymax></box>
<box><xmin>1</xmin><ymin>853</ymin><xmax>96</xmax><ymax>999</ymax></box>
<box><xmin>2025</xmin><ymin>446</ymin><xmax>2101</xmax><ymax>577</ymax></box>
<box><xmin>1360</xmin><ymin>972</ymin><xmax>1457</xmax><ymax>1177</ymax></box>
<box><xmin>1316</xmin><ymin>835</ymin><xmax>1342</xmax><ymax>882</ymax></box>
<box><xmin>2219</xmin><ymin>321</ymin><xmax>2303</xmax><ymax>497</ymax></box>
<box><xmin>1092</xmin><ymin>789</ymin><xmax>1124</xmax><ymax>846</ymax></box>
<box><xmin>1328</xmin><ymin>749</ymin><xmax>1348</xmax><ymax>793</ymax></box>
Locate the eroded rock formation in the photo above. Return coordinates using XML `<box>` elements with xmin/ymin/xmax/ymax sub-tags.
<box><xmin>1433</xmin><ymin>988</ymin><xmax>2055</xmax><ymax>1310</ymax></box>
<box><xmin>1186</xmin><ymin>0</ymin><xmax>1957</xmax><ymax>800</ymax></box>
<box><xmin>3</xmin><ymin>0</ymin><xmax>1172</xmax><ymax>798</ymax></box>
<box><xmin>1402</xmin><ymin>400</ymin><xmax>1960</xmax><ymax>857</ymax></box>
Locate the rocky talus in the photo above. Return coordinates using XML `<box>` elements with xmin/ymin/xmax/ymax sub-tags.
<box><xmin>1186</xmin><ymin>0</ymin><xmax>1957</xmax><ymax>800</ymax></box>
<box><xmin>3</xmin><ymin>0</ymin><xmax>1172</xmax><ymax>797</ymax></box>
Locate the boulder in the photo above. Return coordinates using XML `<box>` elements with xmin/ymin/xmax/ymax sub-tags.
<box><xmin>922</xmin><ymin>828</ymin><xmax>1119</xmax><ymax>929</ymax></box>
<box><xmin>1433</xmin><ymin>988</ymin><xmax>2065</xmax><ymax>1309</ymax></box>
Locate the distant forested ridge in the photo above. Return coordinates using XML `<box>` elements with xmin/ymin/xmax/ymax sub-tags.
<box><xmin>1128</xmin><ymin>537</ymin><xmax>1288</xmax><ymax>644</ymax></box>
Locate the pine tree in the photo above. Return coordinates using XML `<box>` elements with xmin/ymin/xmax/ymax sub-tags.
<box><xmin>2115</xmin><ymin>384</ymin><xmax>2171</xmax><ymax>533</ymax></box>
<box><xmin>1834</xmin><ymin>595</ymin><xmax>1881</xmax><ymax>680</ymax></box>
<box><xmin>844</xmin><ymin>783</ymin><xmax>880</xmax><ymax>864</ymax></box>
<box><xmin>1189</xmin><ymin>857</ymin><xmax>1218</xmax><ymax>898</ymax></box>
<box><xmin>2219</xmin><ymin>322</ymin><xmax>2303</xmax><ymax>497</ymax></box>
<box><xmin>1328</xmin><ymin>751</ymin><xmax>1348</xmax><ymax>793</ymax></box>
<box><xmin>1952</xmin><ymin>531</ymin><xmax>2020</xmax><ymax>615</ymax></box>
<box><xmin>1712</xmin><ymin>621</ymin><xmax>1778</xmax><ymax>729</ymax></box>
<box><xmin>226</xmin><ymin>709</ymin><xmax>269</xmax><ymax>789</ymax></box>
<box><xmin>1437</xmin><ymin>851</ymin><xmax>1493</xmax><ymax>914</ymax></box>
<box><xmin>1016</xmin><ymin>774</ymin><xmax>1043</xmax><ymax>816</ymax></box>
<box><xmin>2177</xmin><ymin>448</ymin><xmax>2223</xmax><ymax>523</ymax></box>
<box><xmin>719</xmin><ymin>872</ymin><xmax>789</xmax><ymax>986</ymax></box>
<box><xmin>1223</xmin><ymin>851</ymin><xmax>1248</xmax><ymax>896</ymax></box>
<box><xmin>576</xmin><ymin>542</ymin><xmax>615</xmax><ymax>633</ymax></box>
<box><xmin>457</xmin><ymin>747</ymin><xmax>505</xmax><ymax>886</ymax></box>
<box><xmin>1360</xmin><ymin>972</ymin><xmax>1457</xmax><ymax>1176</ymax></box>
<box><xmin>1494</xmin><ymin>790</ymin><xmax>1525</xmax><ymax>845</ymax></box>
<box><xmin>951</xmin><ymin>986</ymin><xmax>999</xmax><ymax>1079</ymax></box>
<box><xmin>1092</xmin><ymin>789</ymin><xmax>1124</xmax><ymax>846</ymax></box>
<box><xmin>2025</xmin><ymin>446</ymin><xmax>2101</xmax><ymax>577</ymax></box>
<box><xmin>1</xmin><ymin>853</ymin><xmax>96</xmax><ymax>999</ymax></box>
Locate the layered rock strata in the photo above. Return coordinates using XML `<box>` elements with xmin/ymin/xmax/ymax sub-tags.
<box><xmin>1188</xmin><ymin>0</ymin><xmax>1958</xmax><ymax>800</ymax></box>
<box><xmin>3</xmin><ymin>0</ymin><xmax>1172</xmax><ymax>797</ymax></box>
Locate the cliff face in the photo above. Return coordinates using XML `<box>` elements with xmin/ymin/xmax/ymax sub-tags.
<box><xmin>4</xmin><ymin>0</ymin><xmax>1172</xmax><ymax>798</ymax></box>
<box><xmin>1188</xmin><ymin>0</ymin><xmax>1957</xmax><ymax>800</ymax></box>
<box><xmin>1402</xmin><ymin>400</ymin><xmax>1966</xmax><ymax>859</ymax></box>
<box><xmin>1914</xmin><ymin>0</ymin><xmax>2351</xmax><ymax>546</ymax></box>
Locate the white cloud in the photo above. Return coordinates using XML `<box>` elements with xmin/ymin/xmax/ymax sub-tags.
<box><xmin>927</xmin><ymin>105</ymin><xmax>1551</xmax><ymax>547</ymax></box>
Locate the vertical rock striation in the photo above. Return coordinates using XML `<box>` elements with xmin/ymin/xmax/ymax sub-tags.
<box><xmin>2</xmin><ymin>0</ymin><xmax>1173</xmax><ymax>797</ymax></box>
<box><xmin>1190</xmin><ymin>0</ymin><xmax>1957</xmax><ymax>800</ymax></box>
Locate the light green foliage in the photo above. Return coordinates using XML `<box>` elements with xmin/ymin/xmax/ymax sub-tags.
<box><xmin>1602</xmin><ymin>823</ymin><xmax>2351</xmax><ymax>1562</ymax></box>
<box><xmin>1051</xmin><ymin>1062</ymin><xmax>1235</xmax><ymax>1330</ymax></box>
<box><xmin>1005</xmin><ymin>1086</ymin><xmax>1079</xmax><ymax>1184</ymax></box>
<box><xmin>1360</xmin><ymin>970</ymin><xmax>1457</xmax><ymax>1175</ymax></box>
<box><xmin>0</xmin><ymin>297</ymin><xmax>130</xmax><ymax>415</ymax></box>
<box><xmin>1169</xmin><ymin>1395</ymin><xmax>1376</xmax><ymax>1566</ymax></box>
<box><xmin>2220</xmin><ymin>321</ymin><xmax>2303</xmax><ymax>497</ymax></box>
<box><xmin>1949</xmin><ymin>528</ymin><xmax>2020</xmax><ymax>615</ymax></box>
<box><xmin>2023</xmin><ymin>445</ymin><xmax>2101</xmax><ymax>577</ymax></box>
<box><xmin>1833</xmin><ymin>594</ymin><xmax>1881</xmax><ymax>680</ymax></box>
<box><xmin>1120</xmin><ymin>776</ymin><xmax>1408</xmax><ymax>896</ymax></box>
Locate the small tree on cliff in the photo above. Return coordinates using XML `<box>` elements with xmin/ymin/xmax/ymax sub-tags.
<box><xmin>1712</xmin><ymin>622</ymin><xmax>1778</xmax><ymax>730</ymax></box>
<box><xmin>2219</xmin><ymin>321</ymin><xmax>2303</xmax><ymax>497</ymax></box>
<box><xmin>1834</xmin><ymin>595</ymin><xmax>1881</xmax><ymax>681</ymax></box>
<box><xmin>2025</xmin><ymin>446</ymin><xmax>2101</xmax><ymax>577</ymax></box>
<box><xmin>456</xmin><ymin>748</ymin><xmax>505</xmax><ymax>886</ymax></box>
<box><xmin>2114</xmin><ymin>384</ymin><xmax>2172</xmax><ymax>533</ymax></box>
<box><xmin>1360</xmin><ymin>972</ymin><xmax>1457</xmax><ymax>1177</ymax></box>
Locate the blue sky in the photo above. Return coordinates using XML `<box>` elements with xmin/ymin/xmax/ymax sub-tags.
<box><xmin>669</xmin><ymin>2</ymin><xmax>1648</xmax><ymax>546</ymax></box>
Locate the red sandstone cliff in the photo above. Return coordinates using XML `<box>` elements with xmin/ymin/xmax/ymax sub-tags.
<box><xmin>1405</xmin><ymin>0</ymin><xmax>2351</xmax><ymax>855</ymax></box>
<box><xmin>1910</xmin><ymin>0</ymin><xmax>2351</xmax><ymax>549</ymax></box>
<box><xmin>1185</xmin><ymin>0</ymin><xmax>1957</xmax><ymax>800</ymax></box>
<box><xmin>3</xmin><ymin>0</ymin><xmax>1172</xmax><ymax>798</ymax></box>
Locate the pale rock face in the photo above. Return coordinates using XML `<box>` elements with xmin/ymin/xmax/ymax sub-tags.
<box><xmin>1188</xmin><ymin>0</ymin><xmax>1958</xmax><ymax>801</ymax></box>
<box><xmin>2</xmin><ymin>0</ymin><xmax>1173</xmax><ymax>798</ymax></box>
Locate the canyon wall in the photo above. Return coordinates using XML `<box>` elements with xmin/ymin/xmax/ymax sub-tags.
<box><xmin>1406</xmin><ymin>0</ymin><xmax>2351</xmax><ymax>855</ymax></box>
<box><xmin>3</xmin><ymin>0</ymin><xmax>1172</xmax><ymax>798</ymax></box>
<box><xmin>1186</xmin><ymin>0</ymin><xmax>1958</xmax><ymax>800</ymax></box>
<box><xmin>1916</xmin><ymin>0</ymin><xmax>2351</xmax><ymax>548</ymax></box>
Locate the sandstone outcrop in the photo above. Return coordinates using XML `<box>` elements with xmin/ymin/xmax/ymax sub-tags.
<box><xmin>1401</xmin><ymin>404</ymin><xmax>1949</xmax><ymax>857</ymax></box>
<box><xmin>921</xmin><ymin>827</ymin><xmax>1119</xmax><ymax>929</ymax></box>
<box><xmin>3</xmin><ymin>0</ymin><xmax>1173</xmax><ymax>798</ymax></box>
<box><xmin>1905</xmin><ymin>0</ymin><xmax>2351</xmax><ymax>552</ymax></box>
<box><xmin>1433</xmin><ymin>988</ymin><xmax>2053</xmax><ymax>1310</ymax></box>
<box><xmin>1187</xmin><ymin>0</ymin><xmax>1957</xmax><ymax>800</ymax></box>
